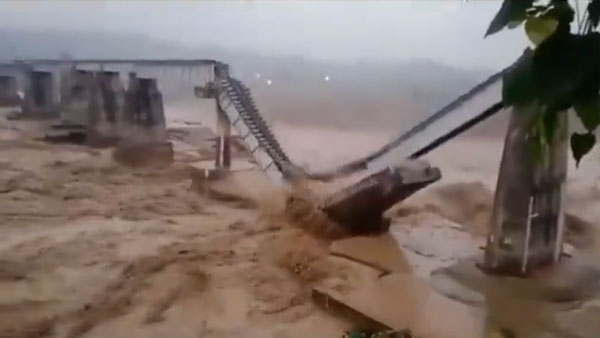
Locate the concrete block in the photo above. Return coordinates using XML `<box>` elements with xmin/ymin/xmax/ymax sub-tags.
<box><xmin>320</xmin><ymin>160</ymin><xmax>441</xmax><ymax>235</ymax></box>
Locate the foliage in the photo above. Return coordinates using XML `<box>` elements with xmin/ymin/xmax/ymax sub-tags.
<box><xmin>343</xmin><ymin>328</ymin><xmax>415</xmax><ymax>338</ymax></box>
<box><xmin>486</xmin><ymin>0</ymin><xmax>600</xmax><ymax>166</ymax></box>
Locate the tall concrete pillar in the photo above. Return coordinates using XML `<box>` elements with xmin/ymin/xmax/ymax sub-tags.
<box><xmin>98</xmin><ymin>71</ymin><xmax>125</xmax><ymax>125</ymax></box>
<box><xmin>88</xmin><ymin>72</ymin><xmax>103</xmax><ymax>133</ymax></box>
<box><xmin>0</xmin><ymin>76</ymin><xmax>20</xmax><ymax>106</ymax></box>
<box><xmin>215</xmin><ymin>103</ymin><xmax>232</xmax><ymax>169</ymax></box>
<box><xmin>484</xmin><ymin>107</ymin><xmax>568</xmax><ymax>275</ymax></box>
<box><xmin>114</xmin><ymin>74</ymin><xmax>172</xmax><ymax>166</ymax></box>
<box><xmin>60</xmin><ymin>69</ymin><xmax>94</xmax><ymax>127</ymax></box>
<box><xmin>144</xmin><ymin>78</ymin><xmax>166</xmax><ymax>130</ymax></box>
<box><xmin>200</xmin><ymin>62</ymin><xmax>233</xmax><ymax>170</ymax></box>
<box><xmin>123</xmin><ymin>74</ymin><xmax>166</xmax><ymax>141</ymax></box>
<box><xmin>91</xmin><ymin>71</ymin><xmax>127</xmax><ymax>141</ymax></box>
<box><xmin>22</xmin><ymin>70</ymin><xmax>57</xmax><ymax>117</ymax></box>
<box><xmin>123</xmin><ymin>72</ymin><xmax>139</xmax><ymax>127</ymax></box>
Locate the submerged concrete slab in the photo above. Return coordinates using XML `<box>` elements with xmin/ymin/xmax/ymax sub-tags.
<box><xmin>313</xmin><ymin>273</ymin><xmax>484</xmax><ymax>338</ymax></box>
<box><xmin>432</xmin><ymin>257</ymin><xmax>600</xmax><ymax>337</ymax></box>
<box><xmin>433</xmin><ymin>255</ymin><xmax>600</xmax><ymax>306</ymax></box>
<box><xmin>390</xmin><ymin>221</ymin><xmax>484</xmax><ymax>278</ymax></box>
<box><xmin>330</xmin><ymin>235</ymin><xmax>412</xmax><ymax>275</ymax></box>
<box><xmin>320</xmin><ymin>221</ymin><xmax>486</xmax><ymax>336</ymax></box>
<box><xmin>329</xmin><ymin>216</ymin><xmax>483</xmax><ymax>279</ymax></box>
<box><xmin>324</xmin><ymin>219</ymin><xmax>600</xmax><ymax>337</ymax></box>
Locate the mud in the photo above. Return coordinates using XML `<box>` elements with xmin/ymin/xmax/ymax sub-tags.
<box><xmin>1</xmin><ymin>103</ymin><xmax>599</xmax><ymax>338</ymax></box>
<box><xmin>0</xmin><ymin>116</ymin><xmax>358</xmax><ymax>338</ymax></box>
<box><xmin>392</xmin><ymin>181</ymin><xmax>596</xmax><ymax>249</ymax></box>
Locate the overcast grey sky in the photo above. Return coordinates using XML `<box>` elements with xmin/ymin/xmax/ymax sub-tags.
<box><xmin>0</xmin><ymin>1</ymin><xmax>527</xmax><ymax>70</ymax></box>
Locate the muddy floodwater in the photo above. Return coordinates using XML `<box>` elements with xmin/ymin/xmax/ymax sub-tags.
<box><xmin>1</xmin><ymin>103</ymin><xmax>600</xmax><ymax>338</ymax></box>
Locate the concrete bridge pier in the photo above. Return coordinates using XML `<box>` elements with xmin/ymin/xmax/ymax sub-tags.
<box><xmin>191</xmin><ymin>80</ymin><xmax>233</xmax><ymax>184</ymax></box>
<box><xmin>113</xmin><ymin>73</ymin><xmax>172</xmax><ymax>166</ymax></box>
<box><xmin>60</xmin><ymin>69</ymin><xmax>95</xmax><ymax>127</ymax></box>
<box><xmin>123</xmin><ymin>73</ymin><xmax>139</xmax><ymax>127</ymax></box>
<box><xmin>86</xmin><ymin>71</ymin><xmax>108</xmax><ymax>145</ymax></box>
<box><xmin>98</xmin><ymin>71</ymin><xmax>126</xmax><ymax>126</ymax></box>
<box><xmin>88</xmin><ymin>71</ymin><xmax>127</xmax><ymax>142</ymax></box>
<box><xmin>123</xmin><ymin>74</ymin><xmax>166</xmax><ymax>141</ymax></box>
<box><xmin>0</xmin><ymin>76</ymin><xmax>21</xmax><ymax>107</ymax></box>
<box><xmin>212</xmin><ymin>63</ymin><xmax>232</xmax><ymax>170</ymax></box>
<box><xmin>57</xmin><ymin>69</ymin><xmax>124</xmax><ymax>146</ymax></box>
<box><xmin>22</xmin><ymin>70</ymin><xmax>59</xmax><ymax>118</ymax></box>
<box><xmin>143</xmin><ymin>78</ymin><xmax>166</xmax><ymax>137</ymax></box>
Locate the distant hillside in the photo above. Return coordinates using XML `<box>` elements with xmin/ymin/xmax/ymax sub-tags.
<box><xmin>0</xmin><ymin>28</ymin><xmax>496</xmax><ymax>131</ymax></box>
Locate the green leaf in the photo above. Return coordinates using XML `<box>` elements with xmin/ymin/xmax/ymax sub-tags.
<box><xmin>570</xmin><ymin>132</ymin><xmax>596</xmax><ymax>166</ymax></box>
<box><xmin>573</xmin><ymin>33</ymin><xmax>600</xmax><ymax>102</ymax></box>
<box><xmin>574</xmin><ymin>96</ymin><xmax>600</xmax><ymax>132</ymax></box>
<box><xmin>486</xmin><ymin>0</ymin><xmax>534</xmax><ymax>37</ymax></box>
<box><xmin>527</xmin><ymin>5</ymin><xmax>550</xmax><ymax>16</ymax></box>
<box><xmin>502</xmin><ymin>49</ymin><xmax>536</xmax><ymax>106</ymax></box>
<box><xmin>525</xmin><ymin>17</ymin><xmax>558</xmax><ymax>45</ymax></box>
<box><xmin>500</xmin><ymin>328</ymin><xmax>517</xmax><ymax>338</ymax></box>
<box><xmin>531</xmin><ymin>32</ymin><xmax>581</xmax><ymax>110</ymax></box>
<box><xmin>347</xmin><ymin>331</ymin><xmax>366</xmax><ymax>338</ymax></box>
<box><xmin>545</xmin><ymin>0</ymin><xmax>575</xmax><ymax>25</ymax></box>
<box><xmin>588</xmin><ymin>0</ymin><xmax>600</xmax><ymax>28</ymax></box>
<box><xmin>507</xmin><ymin>18</ymin><xmax>526</xmax><ymax>29</ymax></box>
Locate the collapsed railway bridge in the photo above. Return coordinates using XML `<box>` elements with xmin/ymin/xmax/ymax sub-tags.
<box><xmin>0</xmin><ymin>56</ymin><xmax>575</xmax><ymax>276</ymax></box>
<box><xmin>0</xmin><ymin>58</ymin><xmax>442</xmax><ymax>234</ymax></box>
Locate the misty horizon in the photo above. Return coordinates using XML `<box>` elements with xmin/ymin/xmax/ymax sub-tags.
<box><xmin>0</xmin><ymin>26</ymin><xmax>495</xmax><ymax>73</ymax></box>
<box><xmin>0</xmin><ymin>0</ymin><xmax>527</xmax><ymax>71</ymax></box>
